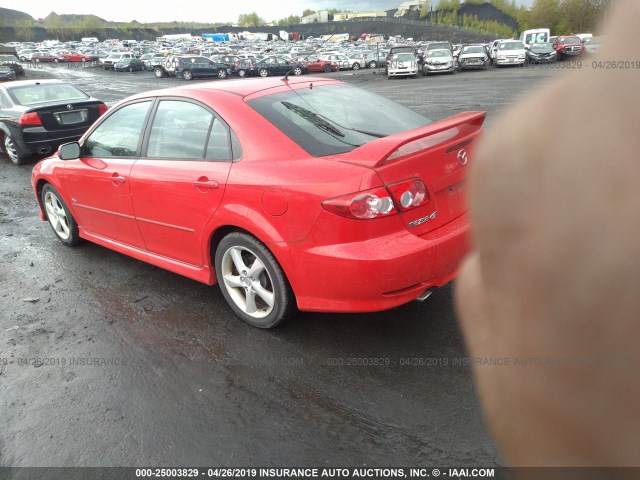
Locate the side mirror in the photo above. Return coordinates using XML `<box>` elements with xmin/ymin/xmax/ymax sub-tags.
<box><xmin>58</xmin><ymin>142</ymin><xmax>81</xmax><ymax>160</ymax></box>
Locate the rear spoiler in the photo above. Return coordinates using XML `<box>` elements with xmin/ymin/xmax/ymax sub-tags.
<box><xmin>339</xmin><ymin>111</ymin><xmax>486</xmax><ymax>168</ymax></box>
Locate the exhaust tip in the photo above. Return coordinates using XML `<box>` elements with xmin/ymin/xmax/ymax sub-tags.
<box><xmin>37</xmin><ymin>146</ymin><xmax>51</xmax><ymax>155</ymax></box>
<box><xmin>415</xmin><ymin>289</ymin><xmax>432</xmax><ymax>302</ymax></box>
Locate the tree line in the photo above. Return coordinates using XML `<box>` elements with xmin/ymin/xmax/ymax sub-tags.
<box><xmin>425</xmin><ymin>0</ymin><xmax>611</xmax><ymax>37</ymax></box>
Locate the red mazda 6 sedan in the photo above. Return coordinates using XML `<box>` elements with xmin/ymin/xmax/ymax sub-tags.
<box><xmin>32</xmin><ymin>76</ymin><xmax>485</xmax><ymax>328</ymax></box>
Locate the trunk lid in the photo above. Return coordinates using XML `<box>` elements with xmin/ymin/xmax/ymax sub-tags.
<box><xmin>32</xmin><ymin>100</ymin><xmax>104</xmax><ymax>131</ymax></box>
<box><xmin>338</xmin><ymin>111</ymin><xmax>485</xmax><ymax>236</ymax></box>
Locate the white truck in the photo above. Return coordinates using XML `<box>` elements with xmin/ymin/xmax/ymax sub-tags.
<box><xmin>519</xmin><ymin>28</ymin><xmax>551</xmax><ymax>47</ymax></box>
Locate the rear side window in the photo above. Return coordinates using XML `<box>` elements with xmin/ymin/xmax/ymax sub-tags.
<box><xmin>248</xmin><ymin>84</ymin><xmax>431</xmax><ymax>157</ymax></box>
<box><xmin>146</xmin><ymin>100</ymin><xmax>231</xmax><ymax>161</ymax></box>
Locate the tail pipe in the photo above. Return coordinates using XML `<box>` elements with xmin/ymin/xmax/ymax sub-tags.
<box><xmin>37</xmin><ymin>146</ymin><xmax>51</xmax><ymax>155</ymax></box>
<box><xmin>415</xmin><ymin>289</ymin><xmax>432</xmax><ymax>302</ymax></box>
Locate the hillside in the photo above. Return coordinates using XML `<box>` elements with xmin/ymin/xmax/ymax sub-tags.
<box><xmin>458</xmin><ymin>2</ymin><xmax>519</xmax><ymax>31</ymax></box>
<box><xmin>0</xmin><ymin>5</ymin><xmax>503</xmax><ymax>44</ymax></box>
<box><xmin>0</xmin><ymin>7</ymin><xmax>37</xmax><ymax>26</ymax></box>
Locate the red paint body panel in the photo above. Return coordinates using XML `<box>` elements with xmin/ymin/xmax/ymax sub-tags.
<box><xmin>32</xmin><ymin>77</ymin><xmax>485</xmax><ymax>314</ymax></box>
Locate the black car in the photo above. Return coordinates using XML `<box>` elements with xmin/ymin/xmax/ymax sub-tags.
<box><xmin>113</xmin><ymin>58</ymin><xmax>146</xmax><ymax>72</ymax></box>
<box><xmin>0</xmin><ymin>80</ymin><xmax>107</xmax><ymax>165</ymax></box>
<box><xmin>173</xmin><ymin>56</ymin><xmax>233</xmax><ymax>80</ymax></box>
<box><xmin>236</xmin><ymin>56</ymin><xmax>307</xmax><ymax>78</ymax></box>
<box><xmin>0</xmin><ymin>55</ymin><xmax>25</xmax><ymax>78</ymax></box>
<box><xmin>0</xmin><ymin>66</ymin><xmax>16</xmax><ymax>82</ymax></box>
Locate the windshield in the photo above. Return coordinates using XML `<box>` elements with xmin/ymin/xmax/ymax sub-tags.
<box><xmin>560</xmin><ymin>36</ymin><xmax>581</xmax><ymax>44</ymax></box>
<box><xmin>462</xmin><ymin>46</ymin><xmax>485</xmax><ymax>54</ymax></box>
<box><xmin>428</xmin><ymin>50</ymin><xmax>452</xmax><ymax>58</ymax></box>
<box><xmin>395</xmin><ymin>53</ymin><xmax>415</xmax><ymax>61</ymax></box>
<box><xmin>248</xmin><ymin>84</ymin><xmax>432</xmax><ymax>157</ymax></box>
<box><xmin>499</xmin><ymin>42</ymin><xmax>523</xmax><ymax>50</ymax></box>
<box><xmin>531</xmin><ymin>43</ymin><xmax>553</xmax><ymax>52</ymax></box>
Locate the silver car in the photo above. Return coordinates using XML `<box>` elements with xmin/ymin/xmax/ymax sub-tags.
<box><xmin>422</xmin><ymin>49</ymin><xmax>455</xmax><ymax>75</ymax></box>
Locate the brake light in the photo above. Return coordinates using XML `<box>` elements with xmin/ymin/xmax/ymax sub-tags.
<box><xmin>98</xmin><ymin>103</ymin><xmax>108</xmax><ymax>116</ymax></box>
<box><xmin>19</xmin><ymin>112</ymin><xmax>42</xmax><ymax>126</ymax></box>
<box><xmin>322</xmin><ymin>186</ymin><xmax>395</xmax><ymax>220</ymax></box>
<box><xmin>322</xmin><ymin>179</ymin><xmax>430</xmax><ymax>220</ymax></box>
<box><xmin>387</xmin><ymin>179</ymin><xmax>429</xmax><ymax>211</ymax></box>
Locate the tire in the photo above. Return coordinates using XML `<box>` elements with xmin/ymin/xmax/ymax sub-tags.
<box><xmin>128</xmin><ymin>66</ymin><xmax>133</xmax><ymax>73</ymax></box>
<box><xmin>293</xmin><ymin>66</ymin><xmax>302</xmax><ymax>76</ymax></box>
<box><xmin>154</xmin><ymin>66</ymin><xmax>165</xmax><ymax>78</ymax></box>
<box><xmin>215</xmin><ymin>232</ymin><xmax>296</xmax><ymax>328</ymax></box>
<box><xmin>259</xmin><ymin>68</ymin><xmax>268</xmax><ymax>77</ymax></box>
<box><xmin>41</xmin><ymin>184</ymin><xmax>82</xmax><ymax>247</ymax></box>
<box><xmin>352</xmin><ymin>62</ymin><xmax>360</xmax><ymax>70</ymax></box>
<box><xmin>368</xmin><ymin>61</ymin><xmax>377</xmax><ymax>69</ymax></box>
<box><xmin>323</xmin><ymin>64</ymin><xmax>331</xmax><ymax>73</ymax></box>
<box><xmin>238</xmin><ymin>69</ymin><xmax>246</xmax><ymax>77</ymax></box>
<box><xmin>54</xmin><ymin>59</ymin><xmax>59</xmax><ymax>63</ymax></box>
<box><xmin>20</xmin><ymin>56</ymin><xmax>26</xmax><ymax>61</ymax></box>
<box><xmin>182</xmin><ymin>69</ymin><xmax>193</xmax><ymax>80</ymax></box>
<box><xmin>217</xmin><ymin>68</ymin><xmax>228</xmax><ymax>79</ymax></box>
<box><xmin>35</xmin><ymin>58</ymin><xmax>40</xmax><ymax>63</ymax></box>
<box><xmin>3</xmin><ymin>133</ymin><xmax>27</xmax><ymax>165</ymax></box>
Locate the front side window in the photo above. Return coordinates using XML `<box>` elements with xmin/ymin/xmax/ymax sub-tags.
<box><xmin>84</xmin><ymin>100</ymin><xmax>151</xmax><ymax>157</ymax></box>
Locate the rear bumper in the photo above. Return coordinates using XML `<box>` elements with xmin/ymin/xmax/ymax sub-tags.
<box><xmin>287</xmin><ymin>212</ymin><xmax>470</xmax><ymax>313</ymax></box>
<box><xmin>15</xmin><ymin>125</ymin><xmax>84</xmax><ymax>156</ymax></box>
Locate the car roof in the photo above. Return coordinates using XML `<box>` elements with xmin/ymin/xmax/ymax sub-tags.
<box><xmin>123</xmin><ymin>76</ymin><xmax>343</xmax><ymax>102</ymax></box>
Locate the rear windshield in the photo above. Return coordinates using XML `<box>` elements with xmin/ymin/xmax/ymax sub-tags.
<box><xmin>248</xmin><ymin>83</ymin><xmax>432</xmax><ymax>157</ymax></box>
<box><xmin>9</xmin><ymin>83</ymin><xmax>89</xmax><ymax>106</ymax></box>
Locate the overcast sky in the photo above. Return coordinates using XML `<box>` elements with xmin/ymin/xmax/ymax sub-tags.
<box><xmin>0</xmin><ymin>0</ymin><xmax>535</xmax><ymax>24</ymax></box>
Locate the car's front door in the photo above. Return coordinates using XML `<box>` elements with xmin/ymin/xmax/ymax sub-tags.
<box><xmin>60</xmin><ymin>100</ymin><xmax>152</xmax><ymax>248</ymax></box>
<box><xmin>130</xmin><ymin>99</ymin><xmax>233</xmax><ymax>266</ymax></box>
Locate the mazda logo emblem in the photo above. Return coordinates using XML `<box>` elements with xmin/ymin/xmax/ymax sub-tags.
<box><xmin>457</xmin><ymin>149</ymin><xmax>468</xmax><ymax>166</ymax></box>
<box><xmin>67</xmin><ymin>104</ymin><xmax>73</xmax><ymax>110</ymax></box>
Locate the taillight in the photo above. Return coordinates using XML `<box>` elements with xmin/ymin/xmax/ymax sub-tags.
<box><xmin>322</xmin><ymin>186</ymin><xmax>395</xmax><ymax>220</ymax></box>
<box><xmin>388</xmin><ymin>179</ymin><xmax>430</xmax><ymax>211</ymax></box>
<box><xmin>322</xmin><ymin>179</ymin><xmax>430</xmax><ymax>220</ymax></box>
<box><xmin>98</xmin><ymin>103</ymin><xmax>108</xmax><ymax>116</ymax></box>
<box><xmin>19</xmin><ymin>112</ymin><xmax>42</xmax><ymax>126</ymax></box>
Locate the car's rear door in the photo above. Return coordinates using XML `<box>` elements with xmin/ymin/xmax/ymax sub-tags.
<box><xmin>129</xmin><ymin>98</ymin><xmax>233</xmax><ymax>267</ymax></box>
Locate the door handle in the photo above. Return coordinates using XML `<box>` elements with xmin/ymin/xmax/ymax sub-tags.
<box><xmin>111</xmin><ymin>174</ymin><xmax>126</xmax><ymax>185</ymax></box>
<box><xmin>192</xmin><ymin>179</ymin><xmax>219</xmax><ymax>189</ymax></box>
